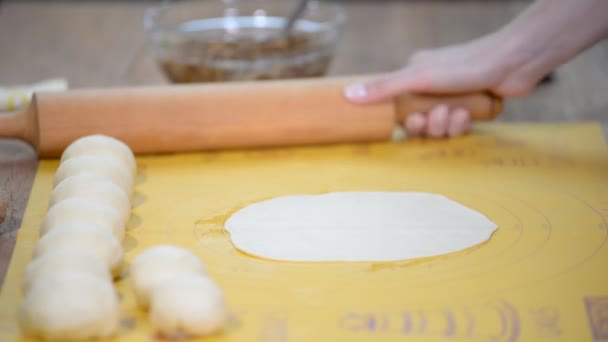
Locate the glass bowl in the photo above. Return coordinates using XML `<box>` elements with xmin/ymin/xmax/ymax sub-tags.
<box><xmin>144</xmin><ymin>0</ymin><xmax>346</xmax><ymax>83</ymax></box>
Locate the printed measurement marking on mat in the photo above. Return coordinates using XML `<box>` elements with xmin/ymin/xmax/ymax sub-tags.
<box><xmin>335</xmin><ymin>301</ymin><xmax>577</xmax><ymax>340</ymax></box>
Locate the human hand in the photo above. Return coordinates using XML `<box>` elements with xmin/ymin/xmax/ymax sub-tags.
<box><xmin>344</xmin><ymin>0</ymin><xmax>608</xmax><ymax>138</ymax></box>
<box><xmin>343</xmin><ymin>33</ymin><xmax>540</xmax><ymax>138</ymax></box>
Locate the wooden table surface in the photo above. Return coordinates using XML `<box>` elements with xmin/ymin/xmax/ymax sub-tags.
<box><xmin>1</xmin><ymin>0</ymin><xmax>607</xmax><ymax>286</ymax></box>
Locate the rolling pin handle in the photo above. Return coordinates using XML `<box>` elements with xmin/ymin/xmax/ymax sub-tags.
<box><xmin>0</xmin><ymin>104</ymin><xmax>38</xmax><ymax>149</ymax></box>
<box><xmin>393</xmin><ymin>92</ymin><xmax>503</xmax><ymax>123</ymax></box>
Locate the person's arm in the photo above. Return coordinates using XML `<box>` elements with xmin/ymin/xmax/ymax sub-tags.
<box><xmin>343</xmin><ymin>0</ymin><xmax>608</xmax><ymax>137</ymax></box>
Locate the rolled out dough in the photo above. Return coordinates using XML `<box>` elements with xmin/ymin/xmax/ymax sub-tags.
<box><xmin>224</xmin><ymin>192</ymin><xmax>497</xmax><ymax>262</ymax></box>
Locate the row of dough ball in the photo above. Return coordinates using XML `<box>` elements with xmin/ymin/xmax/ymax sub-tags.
<box><xmin>19</xmin><ymin>135</ymin><xmax>137</xmax><ymax>340</ymax></box>
<box><xmin>130</xmin><ymin>245</ymin><xmax>227</xmax><ymax>337</ymax></box>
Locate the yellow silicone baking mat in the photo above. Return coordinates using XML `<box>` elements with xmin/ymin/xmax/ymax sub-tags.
<box><xmin>1</xmin><ymin>122</ymin><xmax>607</xmax><ymax>341</ymax></box>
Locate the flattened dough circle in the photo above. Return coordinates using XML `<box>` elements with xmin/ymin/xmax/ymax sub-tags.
<box><xmin>224</xmin><ymin>192</ymin><xmax>497</xmax><ymax>262</ymax></box>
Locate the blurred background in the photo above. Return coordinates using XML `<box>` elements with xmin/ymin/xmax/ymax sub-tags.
<box><xmin>0</xmin><ymin>0</ymin><xmax>607</xmax><ymax>127</ymax></box>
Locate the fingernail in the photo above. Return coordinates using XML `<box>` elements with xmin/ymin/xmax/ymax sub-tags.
<box><xmin>435</xmin><ymin>104</ymin><xmax>449</xmax><ymax>115</ymax></box>
<box><xmin>343</xmin><ymin>83</ymin><xmax>368</xmax><ymax>100</ymax></box>
<box><xmin>405</xmin><ymin>113</ymin><xmax>425</xmax><ymax>134</ymax></box>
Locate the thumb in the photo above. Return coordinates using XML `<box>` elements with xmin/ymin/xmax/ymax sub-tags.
<box><xmin>343</xmin><ymin>64</ymin><xmax>495</xmax><ymax>104</ymax></box>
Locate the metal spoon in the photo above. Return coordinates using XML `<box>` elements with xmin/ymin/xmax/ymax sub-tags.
<box><xmin>282</xmin><ymin>0</ymin><xmax>310</xmax><ymax>37</ymax></box>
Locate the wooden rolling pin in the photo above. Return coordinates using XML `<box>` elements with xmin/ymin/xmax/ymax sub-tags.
<box><xmin>0</xmin><ymin>76</ymin><xmax>502</xmax><ymax>157</ymax></box>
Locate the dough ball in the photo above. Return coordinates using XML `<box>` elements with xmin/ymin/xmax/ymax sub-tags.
<box><xmin>49</xmin><ymin>173</ymin><xmax>131</xmax><ymax>224</ymax></box>
<box><xmin>61</xmin><ymin>134</ymin><xmax>136</xmax><ymax>176</ymax></box>
<box><xmin>22</xmin><ymin>248</ymin><xmax>111</xmax><ymax>294</ymax></box>
<box><xmin>34</xmin><ymin>222</ymin><xmax>124</xmax><ymax>275</ymax></box>
<box><xmin>130</xmin><ymin>245</ymin><xmax>206</xmax><ymax>308</ymax></box>
<box><xmin>19</xmin><ymin>271</ymin><xmax>119</xmax><ymax>340</ymax></box>
<box><xmin>149</xmin><ymin>274</ymin><xmax>226</xmax><ymax>338</ymax></box>
<box><xmin>40</xmin><ymin>197</ymin><xmax>125</xmax><ymax>241</ymax></box>
<box><xmin>54</xmin><ymin>155</ymin><xmax>133</xmax><ymax>197</ymax></box>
